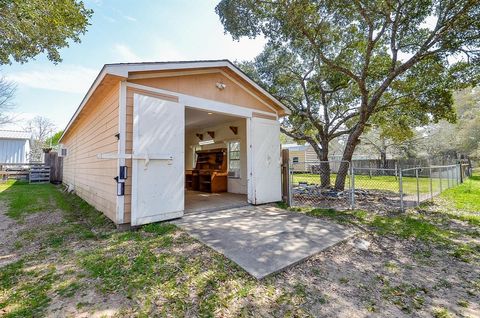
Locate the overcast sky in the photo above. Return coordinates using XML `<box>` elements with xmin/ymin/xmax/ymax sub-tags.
<box><xmin>2</xmin><ymin>0</ymin><xmax>266</xmax><ymax>133</ymax></box>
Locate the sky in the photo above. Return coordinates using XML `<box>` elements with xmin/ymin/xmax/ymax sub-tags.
<box><xmin>2</xmin><ymin>0</ymin><xmax>266</xmax><ymax>133</ymax></box>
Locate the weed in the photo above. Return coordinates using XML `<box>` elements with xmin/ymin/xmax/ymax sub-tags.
<box><xmin>382</xmin><ymin>282</ymin><xmax>427</xmax><ymax>313</ymax></box>
<box><xmin>56</xmin><ymin>281</ymin><xmax>82</xmax><ymax>298</ymax></box>
<box><xmin>276</xmin><ymin>201</ymin><xmax>288</xmax><ymax>209</ymax></box>
<box><xmin>142</xmin><ymin>223</ymin><xmax>176</xmax><ymax>235</ymax></box>
<box><xmin>365</xmin><ymin>300</ymin><xmax>377</xmax><ymax>312</ymax></box>
<box><xmin>457</xmin><ymin>299</ymin><xmax>469</xmax><ymax>308</ymax></box>
<box><xmin>0</xmin><ymin>260</ymin><xmax>24</xmax><ymax>289</ymax></box>
<box><xmin>433</xmin><ymin>307</ymin><xmax>452</xmax><ymax>318</ymax></box>
<box><xmin>452</xmin><ymin>244</ymin><xmax>475</xmax><ymax>262</ymax></box>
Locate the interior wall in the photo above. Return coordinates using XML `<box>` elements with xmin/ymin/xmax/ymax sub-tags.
<box><xmin>185</xmin><ymin>118</ymin><xmax>247</xmax><ymax>194</ymax></box>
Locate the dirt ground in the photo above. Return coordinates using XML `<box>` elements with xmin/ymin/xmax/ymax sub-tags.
<box><xmin>0</xmin><ymin>183</ymin><xmax>479</xmax><ymax>317</ymax></box>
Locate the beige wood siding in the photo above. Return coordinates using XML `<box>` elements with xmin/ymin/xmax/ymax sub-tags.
<box><xmin>62</xmin><ymin>84</ymin><xmax>119</xmax><ymax>223</ymax></box>
<box><xmin>289</xmin><ymin>150</ymin><xmax>307</xmax><ymax>172</ymax></box>
<box><xmin>129</xmin><ymin>72</ymin><xmax>277</xmax><ymax>115</ymax></box>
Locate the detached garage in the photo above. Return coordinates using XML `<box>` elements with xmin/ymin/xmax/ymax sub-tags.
<box><xmin>59</xmin><ymin>60</ymin><xmax>289</xmax><ymax>227</ymax></box>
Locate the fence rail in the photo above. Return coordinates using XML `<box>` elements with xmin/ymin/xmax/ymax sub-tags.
<box><xmin>288</xmin><ymin>160</ymin><xmax>472</xmax><ymax>211</ymax></box>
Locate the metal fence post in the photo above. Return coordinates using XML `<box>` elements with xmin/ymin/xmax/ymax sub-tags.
<box><xmin>429</xmin><ymin>167</ymin><xmax>433</xmax><ymax>201</ymax></box>
<box><xmin>447</xmin><ymin>166</ymin><xmax>451</xmax><ymax>189</ymax></box>
<box><xmin>288</xmin><ymin>162</ymin><xmax>292</xmax><ymax>206</ymax></box>
<box><xmin>457</xmin><ymin>163</ymin><xmax>461</xmax><ymax>185</ymax></box>
<box><xmin>416</xmin><ymin>167</ymin><xmax>420</xmax><ymax>206</ymax></box>
<box><xmin>399</xmin><ymin>167</ymin><xmax>404</xmax><ymax>212</ymax></box>
<box><xmin>439</xmin><ymin>168</ymin><xmax>443</xmax><ymax>193</ymax></box>
<box><xmin>350</xmin><ymin>162</ymin><xmax>355</xmax><ymax>209</ymax></box>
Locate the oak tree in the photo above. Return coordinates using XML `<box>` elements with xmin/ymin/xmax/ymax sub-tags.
<box><xmin>217</xmin><ymin>0</ymin><xmax>480</xmax><ymax>189</ymax></box>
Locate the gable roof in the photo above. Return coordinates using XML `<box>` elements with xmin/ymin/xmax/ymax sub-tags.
<box><xmin>0</xmin><ymin>130</ymin><xmax>32</xmax><ymax>140</ymax></box>
<box><xmin>60</xmin><ymin>60</ymin><xmax>290</xmax><ymax>142</ymax></box>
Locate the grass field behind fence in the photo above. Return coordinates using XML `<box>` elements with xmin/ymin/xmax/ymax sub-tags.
<box><xmin>292</xmin><ymin>173</ymin><xmax>458</xmax><ymax>195</ymax></box>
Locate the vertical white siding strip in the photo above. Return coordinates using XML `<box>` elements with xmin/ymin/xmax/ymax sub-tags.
<box><xmin>117</xmin><ymin>81</ymin><xmax>127</xmax><ymax>224</ymax></box>
<box><xmin>0</xmin><ymin>139</ymin><xmax>29</xmax><ymax>163</ymax></box>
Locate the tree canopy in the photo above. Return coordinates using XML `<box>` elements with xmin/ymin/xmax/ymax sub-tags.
<box><xmin>0</xmin><ymin>0</ymin><xmax>93</xmax><ymax>64</ymax></box>
<box><xmin>217</xmin><ymin>0</ymin><xmax>480</xmax><ymax>189</ymax></box>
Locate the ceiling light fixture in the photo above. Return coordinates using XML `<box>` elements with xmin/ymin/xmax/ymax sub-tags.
<box><xmin>207</xmin><ymin>112</ymin><xmax>213</xmax><ymax>115</ymax></box>
<box><xmin>199</xmin><ymin>140</ymin><xmax>215</xmax><ymax>145</ymax></box>
<box><xmin>216</xmin><ymin>82</ymin><xmax>226</xmax><ymax>90</ymax></box>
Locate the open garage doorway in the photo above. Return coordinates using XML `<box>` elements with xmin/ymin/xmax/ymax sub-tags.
<box><xmin>184</xmin><ymin>107</ymin><xmax>249</xmax><ymax>213</ymax></box>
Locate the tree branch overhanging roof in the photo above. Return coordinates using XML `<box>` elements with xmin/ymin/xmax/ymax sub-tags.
<box><xmin>59</xmin><ymin>59</ymin><xmax>290</xmax><ymax>142</ymax></box>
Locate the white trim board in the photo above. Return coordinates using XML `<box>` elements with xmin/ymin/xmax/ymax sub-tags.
<box><xmin>125</xmin><ymin>82</ymin><xmax>277</xmax><ymax>119</ymax></box>
<box><xmin>116</xmin><ymin>80</ymin><xmax>127</xmax><ymax>224</ymax></box>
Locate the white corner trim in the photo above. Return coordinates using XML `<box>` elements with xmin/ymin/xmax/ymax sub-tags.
<box><xmin>246</xmin><ymin>117</ymin><xmax>254</xmax><ymax>204</ymax></box>
<box><xmin>116</xmin><ymin>80</ymin><xmax>127</xmax><ymax>224</ymax></box>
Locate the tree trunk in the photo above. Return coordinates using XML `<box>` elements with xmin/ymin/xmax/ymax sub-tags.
<box><xmin>308</xmin><ymin>140</ymin><xmax>331</xmax><ymax>187</ymax></box>
<box><xmin>319</xmin><ymin>140</ymin><xmax>330</xmax><ymax>188</ymax></box>
<box><xmin>335</xmin><ymin>127</ymin><xmax>363</xmax><ymax>190</ymax></box>
<box><xmin>380</xmin><ymin>150</ymin><xmax>387</xmax><ymax>169</ymax></box>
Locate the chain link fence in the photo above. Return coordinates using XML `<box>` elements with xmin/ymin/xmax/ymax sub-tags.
<box><xmin>288</xmin><ymin>160</ymin><xmax>472</xmax><ymax>211</ymax></box>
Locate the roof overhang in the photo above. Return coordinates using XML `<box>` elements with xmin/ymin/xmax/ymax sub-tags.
<box><xmin>59</xmin><ymin>60</ymin><xmax>290</xmax><ymax>142</ymax></box>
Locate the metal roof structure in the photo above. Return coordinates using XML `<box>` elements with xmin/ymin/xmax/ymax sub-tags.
<box><xmin>0</xmin><ymin>130</ymin><xmax>32</xmax><ymax>140</ymax></box>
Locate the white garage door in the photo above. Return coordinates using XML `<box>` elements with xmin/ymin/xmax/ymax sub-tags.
<box><xmin>131</xmin><ymin>93</ymin><xmax>184</xmax><ymax>226</ymax></box>
<box><xmin>250</xmin><ymin>117</ymin><xmax>282</xmax><ymax>204</ymax></box>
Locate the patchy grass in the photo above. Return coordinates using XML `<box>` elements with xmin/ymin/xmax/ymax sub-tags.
<box><xmin>0</xmin><ymin>182</ymin><xmax>305</xmax><ymax>317</ymax></box>
<box><xmin>0</xmin><ymin>179</ymin><xmax>479</xmax><ymax>317</ymax></box>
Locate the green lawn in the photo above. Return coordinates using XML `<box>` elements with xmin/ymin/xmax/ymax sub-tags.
<box><xmin>439</xmin><ymin>174</ymin><xmax>480</xmax><ymax>226</ymax></box>
<box><xmin>292</xmin><ymin>173</ymin><xmax>458</xmax><ymax>195</ymax></box>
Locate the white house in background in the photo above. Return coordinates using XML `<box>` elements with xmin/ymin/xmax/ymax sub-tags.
<box><xmin>0</xmin><ymin>130</ymin><xmax>32</xmax><ymax>164</ymax></box>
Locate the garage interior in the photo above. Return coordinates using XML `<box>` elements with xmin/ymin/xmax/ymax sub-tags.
<box><xmin>184</xmin><ymin>107</ymin><xmax>248</xmax><ymax>213</ymax></box>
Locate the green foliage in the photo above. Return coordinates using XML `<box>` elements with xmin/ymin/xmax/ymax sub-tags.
<box><xmin>217</xmin><ymin>0</ymin><xmax>480</xmax><ymax>189</ymax></box>
<box><xmin>45</xmin><ymin>130</ymin><xmax>64</xmax><ymax>147</ymax></box>
<box><xmin>0</xmin><ymin>0</ymin><xmax>93</xmax><ymax>64</ymax></box>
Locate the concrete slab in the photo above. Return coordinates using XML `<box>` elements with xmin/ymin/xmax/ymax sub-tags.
<box><xmin>185</xmin><ymin>191</ymin><xmax>248</xmax><ymax>214</ymax></box>
<box><xmin>173</xmin><ymin>205</ymin><xmax>355</xmax><ymax>279</ymax></box>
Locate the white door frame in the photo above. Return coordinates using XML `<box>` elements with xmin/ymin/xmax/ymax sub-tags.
<box><xmin>120</xmin><ymin>82</ymin><xmax>278</xmax><ymax>221</ymax></box>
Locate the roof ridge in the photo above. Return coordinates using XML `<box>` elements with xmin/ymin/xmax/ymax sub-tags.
<box><xmin>0</xmin><ymin>129</ymin><xmax>29</xmax><ymax>132</ymax></box>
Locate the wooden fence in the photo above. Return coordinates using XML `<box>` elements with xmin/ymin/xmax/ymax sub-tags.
<box><xmin>44</xmin><ymin>151</ymin><xmax>63</xmax><ymax>184</ymax></box>
<box><xmin>0</xmin><ymin>151</ymin><xmax>63</xmax><ymax>184</ymax></box>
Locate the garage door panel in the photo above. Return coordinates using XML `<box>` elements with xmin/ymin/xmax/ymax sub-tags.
<box><xmin>250</xmin><ymin>117</ymin><xmax>281</xmax><ymax>204</ymax></box>
<box><xmin>131</xmin><ymin>93</ymin><xmax>184</xmax><ymax>226</ymax></box>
